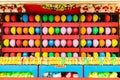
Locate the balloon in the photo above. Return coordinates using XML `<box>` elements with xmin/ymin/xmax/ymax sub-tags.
<box><xmin>105</xmin><ymin>14</ymin><xmax>110</xmax><ymax>22</ymax></box>
<box><xmin>11</xmin><ymin>15</ymin><xmax>16</xmax><ymax>22</ymax></box>
<box><xmin>81</xmin><ymin>39</ymin><xmax>86</xmax><ymax>47</ymax></box>
<box><xmin>73</xmin><ymin>15</ymin><xmax>78</xmax><ymax>22</ymax></box>
<box><xmin>35</xmin><ymin>27</ymin><xmax>40</xmax><ymax>34</ymax></box>
<box><xmin>80</xmin><ymin>14</ymin><xmax>86</xmax><ymax>22</ymax></box>
<box><xmin>23</xmin><ymin>40</ymin><xmax>28</xmax><ymax>47</ymax></box>
<box><xmin>49</xmin><ymin>15</ymin><xmax>54</xmax><ymax>22</ymax></box>
<box><xmin>61</xmin><ymin>27</ymin><xmax>66</xmax><ymax>35</ymax></box>
<box><xmin>112</xmin><ymin>28</ymin><xmax>117</xmax><ymax>34</ymax></box>
<box><xmin>35</xmin><ymin>52</ymin><xmax>40</xmax><ymax>57</ymax></box>
<box><xmin>23</xmin><ymin>27</ymin><xmax>28</xmax><ymax>35</ymax></box>
<box><xmin>4</xmin><ymin>27</ymin><xmax>10</xmax><ymax>35</ymax></box>
<box><xmin>112</xmin><ymin>39</ymin><xmax>118</xmax><ymax>48</ymax></box>
<box><xmin>35</xmin><ymin>39</ymin><xmax>40</xmax><ymax>47</ymax></box>
<box><xmin>67</xmin><ymin>39</ymin><xmax>72</xmax><ymax>47</ymax></box>
<box><xmin>99</xmin><ymin>27</ymin><xmax>104</xmax><ymax>34</ymax></box>
<box><xmin>112</xmin><ymin>53</ymin><xmax>117</xmax><ymax>57</ymax></box>
<box><xmin>42</xmin><ymin>39</ymin><xmax>48</xmax><ymax>47</ymax></box>
<box><xmin>42</xmin><ymin>14</ymin><xmax>48</xmax><ymax>22</ymax></box>
<box><xmin>48</xmin><ymin>40</ymin><xmax>54</xmax><ymax>47</ymax></box>
<box><xmin>55</xmin><ymin>15</ymin><xmax>60</xmax><ymax>22</ymax></box>
<box><xmin>29</xmin><ymin>39</ymin><xmax>34</xmax><ymax>47</ymax></box>
<box><xmin>61</xmin><ymin>15</ymin><xmax>66</xmax><ymax>22</ymax></box>
<box><xmin>87</xmin><ymin>53</ymin><xmax>92</xmax><ymax>57</ymax></box>
<box><xmin>61</xmin><ymin>40</ymin><xmax>66</xmax><ymax>47</ymax></box>
<box><xmin>29</xmin><ymin>27</ymin><xmax>34</xmax><ymax>35</ymax></box>
<box><xmin>100</xmin><ymin>52</ymin><xmax>105</xmax><ymax>57</ymax></box>
<box><xmin>49</xmin><ymin>52</ymin><xmax>54</xmax><ymax>57</ymax></box>
<box><xmin>93</xmin><ymin>39</ymin><xmax>99</xmax><ymax>47</ymax></box>
<box><xmin>73</xmin><ymin>52</ymin><xmax>78</xmax><ymax>58</ymax></box>
<box><xmin>10</xmin><ymin>39</ymin><xmax>15</xmax><ymax>47</ymax></box>
<box><xmin>23</xmin><ymin>52</ymin><xmax>28</xmax><ymax>57</ymax></box>
<box><xmin>87</xmin><ymin>14</ymin><xmax>92</xmax><ymax>22</ymax></box>
<box><xmin>22</xmin><ymin>14</ymin><xmax>28</xmax><ymax>22</ymax></box>
<box><xmin>29</xmin><ymin>14</ymin><xmax>34</xmax><ymax>22</ymax></box>
<box><xmin>3</xmin><ymin>39</ymin><xmax>9</xmax><ymax>47</ymax></box>
<box><xmin>4</xmin><ymin>53</ymin><xmax>9</xmax><ymax>57</ymax></box>
<box><xmin>16</xmin><ymin>40</ymin><xmax>22</xmax><ymax>47</ymax></box>
<box><xmin>42</xmin><ymin>27</ymin><xmax>48</xmax><ymax>35</ymax></box>
<box><xmin>10</xmin><ymin>52</ymin><xmax>15</xmax><ymax>57</ymax></box>
<box><xmin>35</xmin><ymin>14</ymin><xmax>41</xmax><ymax>22</ymax></box>
<box><xmin>48</xmin><ymin>27</ymin><xmax>54</xmax><ymax>35</ymax></box>
<box><xmin>5</xmin><ymin>14</ymin><xmax>10</xmax><ymax>22</ymax></box>
<box><xmin>17</xmin><ymin>52</ymin><xmax>21</xmax><ymax>57</ymax></box>
<box><xmin>99</xmin><ymin>39</ymin><xmax>105</xmax><ymax>47</ymax></box>
<box><xmin>93</xmin><ymin>14</ymin><xmax>98</xmax><ymax>22</ymax></box>
<box><xmin>81</xmin><ymin>52</ymin><xmax>86</xmax><ymax>57</ymax></box>
<box><xmin>106</xmin><ymin>52</ymin><xmax>111</xmax><ymax>57</ymax></box>
<box><xmin>87</xmin><ymin>40</ymin><xmax>92</xmax><ymax>47</ymax></box>
<box><xmin>55</xmin><ymin>40</ymin><xmax>60</xmax><ymax>47</ymax></box>
<box><xmin>67</xmin><ymin>52</ymin><xmax>72</xmax><ymax>57</ymax></box>
<box><xmin>73</xmin><ymin>28</ymin><xmax>78</xmax><ymax>35</ymax></box>
<box><xmin>106</xmin><ymin>39</ymin><xmax>111</xmax><ymax>47</ymax></box>
<box><xmin>67</xmin><ymin>15</ymin><xmax>72</xmax><ymax>22</ymax></box>
<box><xmin>67</xmin><ymin>27</ymin><xmax>72</xmax><ymax>35</ymax></box>
<box><xmin>87</xmin><ymin>27</ymin><xmax>92</xmax><ymax>35</ymax></box>
<box><xmin>61</xmin><ymin>52</ymin><xmax>66</xmax><ymax>57</ymax></box>
<box><xmin>55</xmin><ymin>27</ymin><xmax>60</xmax><ymax>35</ymax></box>
<box><xmin>105</xmin><ymin>27</ymin><xmax>111</xmax><ymax>35</ymax></box>
<box><xmin>81</xmin><ymin>27</ymin><xmax>86</xmax><ymax>35</ymax></box>
<box><xmin>55</xmin><ymin>52</ymin><xmax>59</xmax><ymax>57</ymax></box>
<box><xmin>42</xmin><ymin>52</ymin><xmax>48</xmax><ymax>58</ymax></box>
<box><xmin>93</xmin><ymin>27</ymin><xmax>98</xmax><ymax>35</ymax></box>
<box><xmin>93</xmin><ymin>52</ymin><xmax>98</xmax><ymax>57</ymax></box>
<box><xmin>11</xmin><ymin>27</ymin><xmax>16</xmax><ymax>35</ymax></box>
<box><xmin>17</xmin><ymin>27</ymin><xmax>22</xmax><ymax>35</ymax></box>
<box><xmin>73</xmin><ymin>39</ymin><xmax>79</xmax><ymax>47</ymax></box>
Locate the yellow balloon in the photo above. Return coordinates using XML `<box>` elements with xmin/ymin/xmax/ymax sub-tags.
<box><xmin>93</xmin><ymin>14</ymin><xmax>98</xmax><ymax>22</ymax></box>
<box><xmin>112</xmin><ymin>39</ymin><xmax>118</xmax><ymax>48</ymax></box>
<box><xmin>3</xmin><ymin>39</ymin><xmax>9</xmax><ymax>47</ymax></box>
<box><xmin>35</xmin><ymin>15</ymin><xmax>41</xmax><ymax>22</ymax></box>
<box><xmin>80</xmin><ymin>15</ymin><xmax>86</xmax><ymax>22</ymax></box>
<box><xmin>35</xmin><ymin>39</ymin><xmax>40</xmax><ymax>47</ymax></box>
<box><xmin>42</xmin><ymin>52</ymin><xmax>48</xmax><ymax>58</ymax></box>
<box><xmin>81</xmin><ymin>27</ymin><xmax>86</xmax><ymax>35</ymax></box>
<box><xmin>11</xmin><ymin>27</ymin><xmax>16</xmax><ymax>35</ymax></box>
<box><xmin>29</xmin><ymin>27</ymin><xmax>34</xmax><ymax>35</ymax></box>
<box><xmin>81</xmin><ymin>39</ymin><xmax>86</xmax><ymax>47</ymax></box>
<box><xmin>61</xmin><ymin>15</ymin><xmax>66</xmax><ymax>22</ymax></box>
<box><xmin>23</xmin><ymin>40</ymin><xmax>28</xmax><ymax>47</ymax></box>
<box><xmin>99</xmin><ymin>39</ymin><xmax>105</xmax><ymax>47</ymax></box>
<box><xmin>81</xmin><ymin>52</ymin><xmax>86</xmax><ymax>57</ymax></box>
<box><xmin>35</xmin><ymin>52</ymin><xmax>40</xmax><ymax>57</ymax></box>
<box><xmin>48</xmin><ymin>27</ymin><xmax>54</xmax><ymax>35</ymax></box>
<box><xmin>93</xmin><ymin>52</ymin><xmax>98</xmax><ymax>57</ymax></box>
<box><xmin>106</xmin><ymin>52</ymin><xmax>111</xmax><ymax>57</ymax></box>
<box><xmin>99</xmin><ymin>27</ymin><xmax>104</xmax><ymax>34</ymax></box>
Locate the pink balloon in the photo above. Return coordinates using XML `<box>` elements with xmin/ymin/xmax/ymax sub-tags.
<box><xmin>93</xmin><ymin>39</ymin><xmax>99</xmax><ymax>47</ymax></box>
<box><xmin>55</xmin><ymin>40</ymin><xmax>60</xmax><ymax>47</ymax></box>
<box><xmin>105</xmin><ymin>27</ymin><xmax>111</xmax><ymax>35</ymax></box>
<box><xmin>61</xmin><ymin>52</ymin><xmax>66</xmax><ymax>57</ymax></box>
<box><xmin>4</xmin><ymin>27</ymin><xmax>10</xmax><ymax>35</ymax></box>
<box><xmin>42</xmin><ymin>27</ymin><xmax>48</xmax><ymax>35</ymax></box>
<box><xmin>87</xmin><ymin>27</ymin><xmax>92</xmax><ymax>35</ymax></box>
<box><xmin>67</xmin><ymin>27</ymin><xmax>72</xmax><ymax>35</ymax></box>
<box><xmin>42</xmin><ymin>39</ymin><xmax>48</xmax><ymax>47</ymax></box>
<box><xmin>10</xmin><ymin>39</ymin><xmax>15</xmax><ymax>47</ymax></box>
<box><xmin>61</xmin><ymin>27</ymin><xmax>66</xmax><ymax>35</ymax></box>
<box><xmin>106</xmin><ymin>39</ymin><xmax>111</xmax><ymax>47</ymax></box>
<box><xmin>61</xmin><ymin>40</ymin><xmax>66</xmax><ymax>47</ymax></box>
<box><xmin>73</xmin><ymin>39</ymin><xmax>79</xmax><ymax>47</ymax></box>
<box><xmin>73</xmin><ymin>52</ymin><xmax>78</xmax><ymax>58</ymax></box>
<box><xmin>29</xmin><ymin>39</ymin><xmax>34</xmax><ymax>47</ymax></box>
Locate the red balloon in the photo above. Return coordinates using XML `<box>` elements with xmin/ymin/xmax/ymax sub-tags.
<box><xmin>87</xmin><ymin>14</ymin><xmax>92</xmax><ymax>22</ymax></box>
<box><xmin>16</xmin><ymin>40</ymin><xmax>22</xmax><ymax>47</ymax></box>
<box><xmin>29</xmin><ymin>15</ymin><xmax>34</xmax><ymax>22</ymax></box>
<box><xmin>4</xmin><ymin>27</ymin><xmax>10</xmax><ymax>35</ymax></box>
<box><xmin>105</xmin><ymin>14</ymin><xmax>110</xmax><ymax>22</ymax></box>
<box><xmin>73</xmin><ymin>28</ymin><xmax>78</xmax><ymax>35</ymax></box>
<box><xmin>67</xmin><ymin>39</ymin><xmax>72</xmax><ymax>47</ymax></box>
<box><xmin>4</xmin><ymin>53</ymin><xmax>9</xmax><ymax>57</ymax></box>
<box><xmin>11</xmin><ymin>15</ymin><xmax>16</xmax><ymax>22</ymax></box>
<box><xmin>10</xmin><ymin>53</ymin><xmax>15</xmax><ymax>57</ymax></box>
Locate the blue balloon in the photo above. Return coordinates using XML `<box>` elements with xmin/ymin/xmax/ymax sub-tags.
<box><xmin>49</xmin><ymin>40</ymin><xmax>54</xmax><ymax>47</ymax></box>
<box><xmin>23</xmin><ymin>52</ymin><xmax>28</xmax><ymax>57</ymax></box>
<box><xmin>35</xmin><ymin>27</ymin><xmax>40</xmax><ymax>34</ymax></box>
<box><xmin>22</xmin><ymin>14</ymin><xmax>28</xmax><ymax>22</ymax></box>
<box><xmin>100</xmin><ymin>52</ymin><xmax>105</xmax><ymax>57</ymax></box>
<box><xmin>87</xmin><ymin>40</ymin><xmax>92</xmax><ymax>47</ymax></box>
<box><xmin>67</xmin><ymin>15</ymin><xmax>72</xmax><ymax>22</ymax></box>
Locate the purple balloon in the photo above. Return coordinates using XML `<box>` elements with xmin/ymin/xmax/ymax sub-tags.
<box><xmin>29</xmin><ymin>39</ymin><xmax>34</xmax><ymax>47</ymax></box>
<box><xmin>42</xmin><ymin>27</ymin><xmax>48</xmax><ymax>35</ymax></box>
<box><xmin>61</xmin><ymin>52</ymin><xmax>66</xmax><ymax>57</ymax></box>
<box><xmin>42</xmin><ymin>39</ymin><xmax>48</xmax><ymax>47</ymax></box>
<box><xmin>73</xmin><ymin>39</ymin><xmax>79</xmax><ymax>47</ymax></box>
<box><xmin>105</xmin><ymin>27</ymin><xmax>111</xmax><ymax>35</ymax></box>
<box><xmin>93</xmin><ymin>39</ymin><xmax>99</xmax><ymax>47</ymax></box>
<box><xmin>10</xmin><ymin>39</ymin><xmax>15</xmax><ymax>47</ymax></box>
<box><xmin>73</xmin><ymin>52</ymin><xmax>78</xmax><ymax>58</ymax></box>
<box><xmin>67</xmin><ymin>27</ymin><xmax>72</xmax><ymax>35</ymax></box>
<box><xmin>87</xmin><ymin>27</ymin><xmax>92</xmax><ymax>35</ymax></box>
<box><xmin>55</xmin><ymin>40</ymin><xmax>60</xmax><ymax>47</ymax></box>
<box><xmin>61</xmin><ymin>40</ymin><xmax>66</xmax><ymax>47</ymax></box>
<box><xmin>106</xmin><ymin>39</ymin><xmax>111</xmax><ymax>47</ymax></box>
<box><xmin>61</xmin><ymin>27</ymin><xmax>66</xmax><ymax>35</ymax></box>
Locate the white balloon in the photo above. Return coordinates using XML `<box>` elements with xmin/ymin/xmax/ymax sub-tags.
<box><xmin>61</xmin><ymin>27</ymin><xmax>66</xmax><ymax>35</ymax></box>
<box><xmin>106</xmin><ymin>39</ymin><xmax>112</xmax><ymax>47</ymax></box>
<box><xmin>42</xmin><ymin>39</ymin><xmax>48</xmax><ymax>47</ymax></box>
<box><xmin>10</xmin><ymin>39</ymin><xmax>15</xmax><ymax>47</ymax></box>
<box><xmin>73</xmin><ymin>39</ymin><xmax>79</xmax><ymax>47</ymax></box>
<box><xmin>67</xmin><ymin>27</ymin><xmax>72</xmax><ymax>35</ymax></box>
<box><xmin>61</xmin><ymin>40</ymin><xmax>66</xmax><ymax>47</ymax></box>
<box><xmin>29</xmin><ymin>39</ymin><xmax>34</xmax><ymax>47</ymax></box>
<box><xmin>55</xmin><ymin>40</ymin><xmax>60</xmax><ymax>47</ymax></box>
<box><xmin>42</xmin><ymin>27</ymin><xmax>48</xmax><ymax>35</ymax></box>
<box><xmin>93</xmin><ymin>39</ymin><xmax>99</xmax><ymax>47</ymax></box>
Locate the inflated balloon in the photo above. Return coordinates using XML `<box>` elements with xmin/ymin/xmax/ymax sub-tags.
<box><xmin>55</xmin><ymin>27</ymin><xmax>60</xmax><ymax>35</ymax></box>
<box><xmin>87</xmin><ymin>14</ymin><xmax>92</xmax><ymax>22</ymax></box>
<box><xmin>55</xmin><ymin>15</ymin><xmax>60</xmax><ymax>22</ymax></box>
<box><xmin>99</xmin><ymin>39</ymin><xmax>105</xmax><ymax>47</ymax></box>
<box><xmin>87</xmin><ymin>40</ymin><xmax>92</xmax><ymax>47</ymax></box>
<box><xmin>61</xmin><ymin>52</ymin><xmax>66</xmax><ymax>57</ymax></box>
<box><xmin>35</xmin><ymin>52</ymin><xmax>40</xmax><ymax>57</ymax></box>
<box><xmin>61</xmin><ymin>27</ymin><xmax>66</xmax><ymax>35</ymax></box>
<box><xmin>73</xmin><ymin>53</ymin><xmax>78</xmax><ymax>58</ymax></box>
<box><xmin>42</xmin><ymin>14</ymin><xmax>48</xmax><ymax>22</ymax></box>
<box><xmin>35</xmin><ymin>14</ymin><xmax>41</xmax><ymax>22</ymax></box>
<box><xmin>112</xmin><ymin>28</ymin><xmax>117</xmax><ymax>34</ymax></box>
<box><xmin>67</xmin><ymin>39</ymin><xmax>72</xmax><ymax>47</ymax></box>
<box><xmin>23</xmin><ymin>40</ymin><xmax>28</xmax><ymax>47</ymax></box>
<box><xmin>93</xmin><ymin>14</ymin><xmax>98</xmax><ymax>22</ymax></box>
<box><xmin>55</xmin><ymin>52</ymin><xmax>59</xmax><ymax>57</ymax></box>
<box><xmin>67</xmin><ymin>27</ymin><xmax>72</xmax><ymax>35</ymax></box>
<box><xmin>105</xmin><ymin>14</ymin><xmax>110</xmax><ymax>22</ymax></box>
<box><xmin>10</xmin><ymin>39</ymin><xmax>15</xmax><ymax>47</ymax></box>
<box><xmin>42</xmin><ymin>27</ymin><xmax>48</xmax><ymax>35</ymax></box>
<box><xmin>42</xmin><ymin>39</ymin><xmax>48</xmax><ymax>47</ymax></box>
<box><xmin>11</xmin><ymin>27</ymin><xmax>16</xmax><ymax>35</ymax></box>
<box><xmin>93</xmin><ymin>39</ymin><xmax>99</xmax><ymax>47</ymax></box>
<box><xmin>29</xmin><ymin>14</ymin><xmax>34</xmax><ymax>22</ymax></box>
<box><xmin>61</xmin><ymin>15</ymin><xmax>66</xmax><ymax>22</ymax></box>
<box><xmin>55</xmin><ymin>40</ymin><xmax>60</xmax><ymax>47</ymax></box>
<box><xmin>49</xmin><ymin>52</ymin><xmax>54</xmax><ymax>57</ymax></box>
<box><xmin>29</xmin><ymin>39</ymin><xmax>34</xmax><ymax>47</ymax></box>
<box><xmin>22</xmin><ymin>14</ymin><xmax>28</xmax><ymax>22</ymax></box>
<box><xmin>87</xmin><ymin>53</ymin><xmax>92</xmax><ymax>57</ymax></box>
<box><xmin>5</xmin><ymin>14</ymin><xmax>10</xmax><ymax>22</ymax></box>
<box><xmin>73</xmin><ymin>39</ymin><xmax>79</xmax><ymax>47</ymax></box>
<box><xmin>3</xmin><ymin>39</ymin><xmax>9</xmax><ymax>47</ymax></box>
<box><xmin>80</xmin><ymin>14</ymin><xmax>86</xmax><ymax>22</ymax></box>
<box><xmin>35</xmin><ymin>27</ymin><xmax>40</xmax><ymax>34</ymax></box>
<box><xmin>11</xmin><ymin>15</ymin><xmax>16</xmax><ymax>22</ymax></box>
<box><xmin>42</xmin><ymin>52</ymin><xmax>48</xmax><ymax>58</ymax></box>
<box><xmin>73</xmin><ymin>15</ymin><xmax>78</xmax><ymax>22</ymax></box>
<box><xmin>4</xmin><ymin>53</ymin><xmax>9</xmax><ymax>57</ymax></box>
<box><xmin>48</xmin><ymin>40</ymin><xmax>54</xmax><ymax>47</ymax></box>
<box><xmin>100</xmin><ymin>52</ymin><xmax>105</xmax><ymax>57</ymax></box>
<box><xmin>112</xmin><ymin>39</ymin><xmax>118</xmax><ymax>48</ymax></box>
<box><xmin>16</xmin><ymin>39</ymin><xmax>22</xmax><ymax>47</ymax></box>
<box><xmin>17</xmin><ymin>27</ymin><xmax>22</xmax><ymax>35</ymax></box>
<box><xmin>48</xmin><ymin>27</ymin><xmax>54</xmax><ymax>35</ymax></box>
<box><xmin>29</xmin><ymin>27</ymin><xmax>34</xmax><ymax>35</ymax></box>
<box><xmin>35</xmin><ymin>39</ymin><xmax>40</xmax><ymax>47</ymax></box>
<box><xmin>73</xmin><ymin>28</ymin><xmax>78</xmax><ymax>35</ymax></box>
<box><xmin>106</xmin><ymin>39</ymin><xmax>111</xmax><ymax>47</ymax></box>
<box><xmin>93</xmin><ymin>52</ymin><xmax>98</xmax><ymax>57</ymax></box>
<box><xmin>99</xmin><ymin>27</ymin><xmax>104</xmax><ymax>34</ymax></box>
<box><xmin>67</xmin><ymin>15</ymin><xmax>72</xmax><ymax>22</ymax></box>
<box><xmin>81</xmin><ymin>52</ymin><xmax>86</xmax><ymax>57</ymax></box>
<box><xmin>81</xmin><ymin>27</ymin><xmax>86</xmax><ymax>35</ymax></box>
<box><xmin>49</xmin><ymin>15</ymin><xmax>54</xmax><ymax>22</ymax></box>
<box><xmin>23</xmin><ymin>52</ymin><xmax>28</xmax><ymax>57</ymax></box>
<box><xmin>81</xmin><ymin>39</ymin><xmax>86</xmax><ymax>47</ymax></box>
<box><xmin>87</xmin><ymin>27</ymin><xmax>92</xmax><ymax>35</ymax></box>
<box><xmin>23</xmin><ymin>27</ymin><xmax>28</xmax><ymax>35</ymax></box>
<box><xmin>105</xmin><ymin>27</ymin><xmax>111</xmax><ymax>35</ymax></box>
<box><xmin>4</xmin><ymin>27</ymin><xmax>10</xmax><ymax>35</ymax></box>
<box><xmin>67</xmin><ymin>52</ymin><xmax>72</xmax><ymax>57</ymax></box>
<box><xmin>61</xmin><ymin>40</ymin><xmax>66</xmax><ymax>47</ymax></box>
<box><xmin>17</xmin><ymin>52</ymin><xmax>22</xmax><ymax>57</ymax></box>
<box><xmin>10</xmin><ymin>53</ymin><xmax>15</xmax><ymax>57</ymax></box>
<box><xmin>106</xmin><ymin>52</ymin><xmax>111</xmax><ymax>57</ymax></box>
<box><xmin>93</xmin><ymin>27</ymin><xmax>98</xmax><ymax>35</ymax></box>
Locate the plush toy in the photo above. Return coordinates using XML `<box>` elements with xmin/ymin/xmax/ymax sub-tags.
<box><xmin>16</xmin><ymin>4</ymin><xmax>26</xmax><ymax>13</ymax></box>
<box><xmin>81</xmin><ymin>4</ymin><xmax>88</xmax><ymax>13</ymax></box>
<box><xmin>94</xmin><ymin>4</ymin><xmax>101</xmax><ymax>12</ymax></box>
<box><xmin>88</xmin><ymin>4</ymin><xmax>95</xmax><ymax>13</ymax></box>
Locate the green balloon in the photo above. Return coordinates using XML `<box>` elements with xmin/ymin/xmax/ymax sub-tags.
<box><xmin>67</xmin><ymin>52</ymin><xmax>72</xmax><ymax>57</ymax></box>
<box><xmin>49</xmin><ymin>52</ymin><xmax>54</xmax><ymax>57</ymax></box>
<box><xmin>42</xmin><ymin>15</ymin><xmax>48</xmax><ymax>22</ymax></box>
<box><xmin>73</xmin><ymin>15</ymin><xmax>78</xmax><ymax>22</ymax></box>
<box><xmin>112</xmin><ymin>53</ymin><xmax>117</xmax><ymax>57</ymax></box>
<box><xmin>55</xmin><ymin>27</ymin><xmax>60</xmax><ymax>35</ymax></box>
<box><xmin>49</xmin><ymin>15</ymin><xmax>54</xmax><ymax>22</ymax></box>
<box><xmin>93</xmin><ymin>27</ymin><xmax>99</xmax><ymax>35</ymax></box>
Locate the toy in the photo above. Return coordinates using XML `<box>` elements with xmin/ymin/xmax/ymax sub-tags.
<box><xmin>61</xmin><ymin>15</ymin><xmax>66</xmax><ymax>22</ymax></box>
<box><xmin>42</xmin><ymin>27</ymin><xmax>48</xmax><ymax>35</ymax></box>
<box><xmin>55</xmin><ymin>40</ymin><xmax>60</xmax><ymax>47</ymax></box>
<box><xmin>42</xmin><ymin>39</ymin><xmax>48</xmax><ymax>47</ymax></box>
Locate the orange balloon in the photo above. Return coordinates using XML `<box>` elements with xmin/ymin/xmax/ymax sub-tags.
<box><xmin>55</xmin><ymin>15</ymin><xmax>60</xmax><ymax>22</ymax></box>
<box><xmin>99</xmin><ymin>39</ymin><xmax>105</xmax><ymax>47</ymax></box>
<box><xmin>87</xmin><ymin>53</ymin><xmax>91</xmax><ymax>57</ymax></box>
<box><xmin>112</xmin><ymin>28</ymin><xmax>117</xmax><ymax>34</ymax></box>
<box><xmin>5</xmin><ymin>15</ymin><xmax>10</xmax><ymax>22</ymax></box>
<box><xmin>23</xmin><ymin>27</ymin><xmax>28</xmax><ymax>35</ymax></box>
<box><xmin>17</xmin><ymin>52</ymin><xmax>21</xmax><ymax>57</ymax></box>
<box><xmin>55</xmin><ymin>52</ymin><xmax>59</xmax><ymax>57</ymax></box>
<box><xmin>81</xmin><ymin>52</ymin><xmax>86</xmax><ymax>57</ymax></box>
<box><xmin>23</xmin><ymin>40</ymin><xmax>28</xmax><ymax>47</ymax></box>
<box><xmin>35</xmin><ymin>39</ymin><xmax>40</xmax><ymax>47</ymax></box>
<box><xmin>17</xmin><ymin>27</ymin><xmax>22</xmax><ymax>35</ymax></box>
<box><xmin>81</xmin><ymin>27</ymin><xmax>86</xmax><ymax>35</ymax></box>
